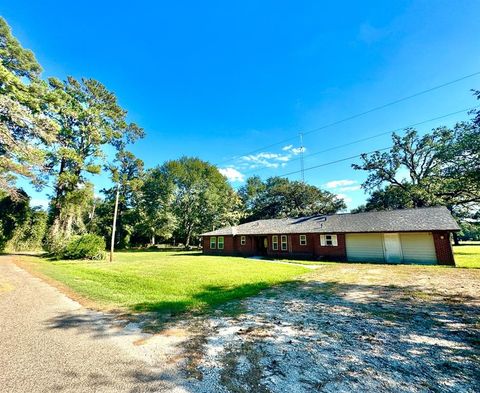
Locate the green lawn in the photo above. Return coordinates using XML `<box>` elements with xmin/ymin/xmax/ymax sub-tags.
<box><xmin>17</xmin><ymin>245</ymin><xmax>479</xmax><ymax>316</ymax></box>
<box><xmin>453</xmin><ymin>244</ymin><xmax>480</xmax><ymax>268</ymax></box>
<box><xmin>19</xmin><ymin>252</ymin><xmax>309</xmax><ymax>314</ymax></box>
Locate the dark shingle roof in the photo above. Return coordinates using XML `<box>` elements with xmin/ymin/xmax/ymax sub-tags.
<box><xmin>201</xmin><ymin>206</ymin><xmax>460</xmax><ymax>236</ymax></box>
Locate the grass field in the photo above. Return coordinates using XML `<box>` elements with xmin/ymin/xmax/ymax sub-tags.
<box><xmin>453</xmin><ymin>244</ymin><xmax>480</xmax><ymax>268</ymax></box>
<box><xmin>18</xmin><ymin>252</ymin><xmax>309</xmax><ymax>314</ymax></box>
<box><xmin>16</xmin><ymin>245</ymin><xmax>479</xmax><ymax>317</ymax></box>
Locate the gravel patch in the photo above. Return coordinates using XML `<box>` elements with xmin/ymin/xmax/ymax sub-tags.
<box><xmin>183</xmin><ymin>272</ymin><xmax>480</xmax><ymax>393</ymax></box>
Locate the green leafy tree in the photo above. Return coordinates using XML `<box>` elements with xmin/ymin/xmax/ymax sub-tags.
<box><xmin>159</xmin><ymin>157</ymin><xmax>242</xmax><ymax>247</ymax></box>
<box><xmin>104</xmin><ymin>150</ymin><xmax>144</xmax><ymax>248</ymax></box>
<box><xmin>352</xmin><ymin>126</ymin><xmax>480</xmax><ymax>209</ymax></box>
<box><xmin>0</xmin><ymin>190</ymin><xmax>30</xmax><ymax>251</ymax></box>
<box><xmin>136</xmin><ymin>167</ymin><xmax>177</xmax><ymax>245</ymax></box>
<box><xmin>46</xmin><ymin>76</ymin><xmax>144</xmax><ymax>241</ymax></box>
<box><xmin>239</xmin><ymin>176</ymin><xmax>346</xmax><ymax>222</ymax></box>
<box><xmin>0</xmin><ymin>17</ymin><xmax>57</xmax><ymax>197</ymax></box>
<box><xmin>352</xmin><ymin>105</ymin><xmax>480</xmax><ymax>244</ymax></box>
<box><xmin>458</xmin><ymin>220</ymin><xmax>480</xmax><ymax>241</ymax></box>
<box><xmin>351</xmin><ymin>185</ymin><xmax>415</xmax><ymax>213</ymax></box>
<box><xmin>6</xmin><ymin>207</ymin><xmax>48</xmax><ymax>251</ymax></box>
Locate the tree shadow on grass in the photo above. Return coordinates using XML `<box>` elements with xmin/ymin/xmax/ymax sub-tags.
<box><xmin>130</xmin><ymin>281</ymin><xmax>285</xmax><ymax>314</ymax></box>
<box><xmin>45</xmin><ymin>280</ymin><xmax>302</xmax><ymax>336</ymax></box>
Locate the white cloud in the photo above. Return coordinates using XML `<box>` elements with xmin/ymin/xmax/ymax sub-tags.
<box><xmin>325</xmin><ymin>179</ymin><xmax>357</xmax><ymax>189</ymax></box>
<box><xmin>336</xmin><ymin>193</ymin><xmax>352</xmax><ymax>203</ymax></box>
<box><xmin>219</xmin><ymin>167</ymin><xmax>245</xmax><ymax>182</ymax></box>
<box><xmin>338</xmin><ymin>185</ymin><xmax>361</xmax><ymax>192</ymax></box>
<box><xmin>241</xmin><ymin>152</ymin><xmax>292</xmax><ymax>169</ymax></box>
<box><xmin>240</xmin><ymin>146</ymin><xmax>307</xmax><ymax>170</ymax></box>
<box><xmin>30</xmin><ymin>198</ymin><xmax>49</xmax><ymax>209</ymax></box>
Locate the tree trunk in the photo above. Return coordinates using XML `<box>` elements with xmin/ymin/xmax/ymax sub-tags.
<box><xmin>110</xmin><ymin>184</ymin><xmax>120</xmax><ymax>262</ymax></box>
<box><xmin>185</xmin><ymin>230</ymin><xmax>191</xmax><ymax>249</ymax></box>
<box><xmin>151</xmin><ymin>234</ymin><xmax>155</xmax><ymax>246</ymax></box>
<box><xmin>452</xmin><ymin>231</ymin><xmax>460</xmax><ymax>246</ymax></box>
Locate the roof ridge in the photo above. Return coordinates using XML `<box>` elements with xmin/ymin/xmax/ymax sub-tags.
<box><xmin>240</xmin><ymin>206</ymin><xmax>449</xmax><ymax>224</ymax></box>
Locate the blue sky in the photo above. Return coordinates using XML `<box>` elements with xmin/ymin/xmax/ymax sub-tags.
<box><xmin>3</xmin><ymin>1</ymin><xmax>480</xmax><ymax>210</ymax></box>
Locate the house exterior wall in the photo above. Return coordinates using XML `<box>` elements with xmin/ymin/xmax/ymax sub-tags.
<box><xmin>313</xmin><ymin>233</ymin><xmax>347</xmax><ymax>260</ymax></box>
<box><xmin>202</xmin><ymin>231</ymin><xmax>456</xmax><ymax>265</ymax></box>
<box><xmin>233</xmin><ymin>235</ymin><xmax>255</xmax><ymax>256</ymax></box>
<box><xmin>202</xmin><ymin>235</ymin><xmax>234</xmax><ymax>256</ymax></box>
<box><xmin>202</xmin><ymin>235</ymin><xmax>255</xmax><ymax>256</ymax></box>
<box><xmin>432</xmin><ymin>231</ymin><xmax>455</xmax><ymax>266</ymax></box>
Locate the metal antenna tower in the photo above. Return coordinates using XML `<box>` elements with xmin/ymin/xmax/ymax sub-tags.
<box><xmin>299</xmin><ymin>133</ymin><xmax>305</xmax><ymax>182</ymax></box>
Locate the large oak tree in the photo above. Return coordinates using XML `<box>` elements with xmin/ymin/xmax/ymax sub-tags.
<box><xmin>158</xmin><ymin>157</ymin><xmax>242</xmax><ymax>247</ymax></box>
<box><xmin>239</xmin><ymin>176</ymin><xmax>346</xmax><ymax>222</ymax></box>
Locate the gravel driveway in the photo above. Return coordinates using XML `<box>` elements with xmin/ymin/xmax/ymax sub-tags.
<box><xmin>0</xmin><ymin>256</ymin><xmax>189</xmax><ymax>393</ymax></box>
<box><xmin>185</xmin><ymin>265</ymin><xmax>480</xmax><ymax>393</ymax></box>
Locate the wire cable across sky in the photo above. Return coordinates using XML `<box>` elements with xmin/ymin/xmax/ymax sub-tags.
<box><xmin>239</xmin><ymin>105</ymin><xmax>479</xmax><ymax>177</ymax></box>
<box><xmin>215</xmin><ymin>71</ymin><xmax>480</xmax><ymax>167</ymax></box>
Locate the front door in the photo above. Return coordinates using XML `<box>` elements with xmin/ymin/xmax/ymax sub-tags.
<box><xmin>383</xmin><ymin>233</ymin><xmax>403</xmax><ymax>263</ymax></box>
<box><xmin>256</xmin><ymin>236</ymin><xmax>268</xmax><ymax>255</ymax></box>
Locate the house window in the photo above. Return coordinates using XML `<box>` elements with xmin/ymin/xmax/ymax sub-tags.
<box><xmin>272</xmin><ymin>235</ymin><xmax>278</xmax><ymax>250</ymax></box>
<box><xmin>281</xmin><ymin>235</ymin><xmax>288</xmax><ymax>251</ymax></box>
<box><xmin>300</xmin><ymin>235</ymin><xmax>307</xmax><ymax>246</ymax></box>
<box><xmin>218</xmin><ymin>236</ymin><xmax>224</xmax><ymax>249</ymax></box>
<box><xmin>210</xmin><ymin>237</ymin><xmax>216</xmax><ymax>249</ymax></box>
<box><xmin>240</xmin><ymin>236</ymin><xmax>246</xmax><ymax>246</ymax></box>
<box><xmin>320</xmin><ymin>234</ymin><xmax>338</xmax><ymax>247</ymax></box>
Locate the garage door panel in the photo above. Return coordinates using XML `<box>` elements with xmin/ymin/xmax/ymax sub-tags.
<box><xmin>346</xmin><ymin>234</ymin><xmax>385</xmax><ymax>262</ymax></box>
<box><xmin>400</xmin><ymin>233</ymin><xmax>437</xmax><ymax>264</ymax></box>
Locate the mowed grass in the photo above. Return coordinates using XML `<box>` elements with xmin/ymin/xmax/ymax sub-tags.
<box><xmin>19</xmin><ymin>252</ymin><xmax>309</xmax><ymax>314</ymax></box>
<box><xmin>453</xmin><ymin>244</ymin><xmax>480</xmax><ymax>268</ymax></box>
<box><xmin>16</xmin><ymin>245</ymin><xmax>479</xmax><ymax>316</ymax></box>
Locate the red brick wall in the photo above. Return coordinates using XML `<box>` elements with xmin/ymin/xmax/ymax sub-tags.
<box><xmin>432</xmin><ymin>231</ymin><xmax>455</xmax><ymax>266</ymax></box>
<box><xmin>313</xmin><ymin>233</ymin><xmax>346</xmax><ymax>260</ymax></box>
<box><xmin>266</xmin><ymin>234</ymin><xmax>296</xmax><ymax>258</ymax></box>
<box><xmin>264</xmin><ymin>233</ymin><xmax>347</xmax><ymax>260</ymax></box>
<box><xmin>233</xmin><ymin>235</ymin><xmax>255</xmax><ymax>256</ymax></box>
<box><xmin>202</xmin><ymin>236</ymin><xmax>208</xmax><ymax>250</ymax></box>
<box><xmin>202</xmin><ymin>235</ymin><xmax>254</xmax><ymax>256</ymax></box>
<box><xmin>202</xmin><ymin>235</ymin><xmax>234</xmax><ymax>255</ymax></box>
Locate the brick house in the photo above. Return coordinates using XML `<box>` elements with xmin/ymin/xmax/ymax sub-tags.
<box><xmin>200</xmin><ymin>207</ymin><xmax>459</xmax><ymax>265</ymax></box>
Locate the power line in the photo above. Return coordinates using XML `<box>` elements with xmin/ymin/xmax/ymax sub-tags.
<box><xmin>239</xmin><ymin>105</ymin><xmax>478</xmax><ymax>177</ymax></box>
<box><xmin>276</xmin><ymin>146</ymin><xmax>392</xmax><ymax>178</ymax></box>
<box><xmin>215</xmin><ymin>71</ymin><xmax>480</xmax><ymax>166</ymax></box>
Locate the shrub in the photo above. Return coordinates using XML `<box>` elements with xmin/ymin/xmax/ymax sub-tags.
<box><xmin>60</xmin><ymin>234</ymin><xmax>106</xmax><ymax>260</ymax></box>
<box><xmin>6</xmin><ymin>208</ymin><xmax>48</xmax><ymax>252</ymax></box>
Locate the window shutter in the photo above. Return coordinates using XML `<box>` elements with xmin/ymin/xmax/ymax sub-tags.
<box><xmin>332</xmin><ymin>235</ymin><xmax>338</xmax><ymax>247</ymax></box>
<box><xmin>320</xmin><ymin>235</ymin><xmax>326</xmax><ymax>246</ymax></box>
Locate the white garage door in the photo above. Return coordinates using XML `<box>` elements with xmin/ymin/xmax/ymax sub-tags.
<box><xmin>346</xmin><ymin>233</ymin><xmax>385</xmax><ymax>262</ymax></box>
<box><xmin>400</xmin><ymin>232</ymin><xmax>437</xmax><ymax>264</ymax></box>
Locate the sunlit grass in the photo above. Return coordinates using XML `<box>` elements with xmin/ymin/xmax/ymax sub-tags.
<box><xmin>453</xmin><ymin>245</ymin><xmax>480</xmax><ymax>268</ymax></box>
<box><xmin>20</xmin><ymin>251</ymin><xmax>309</xmax><ymax>314</ymax></box>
